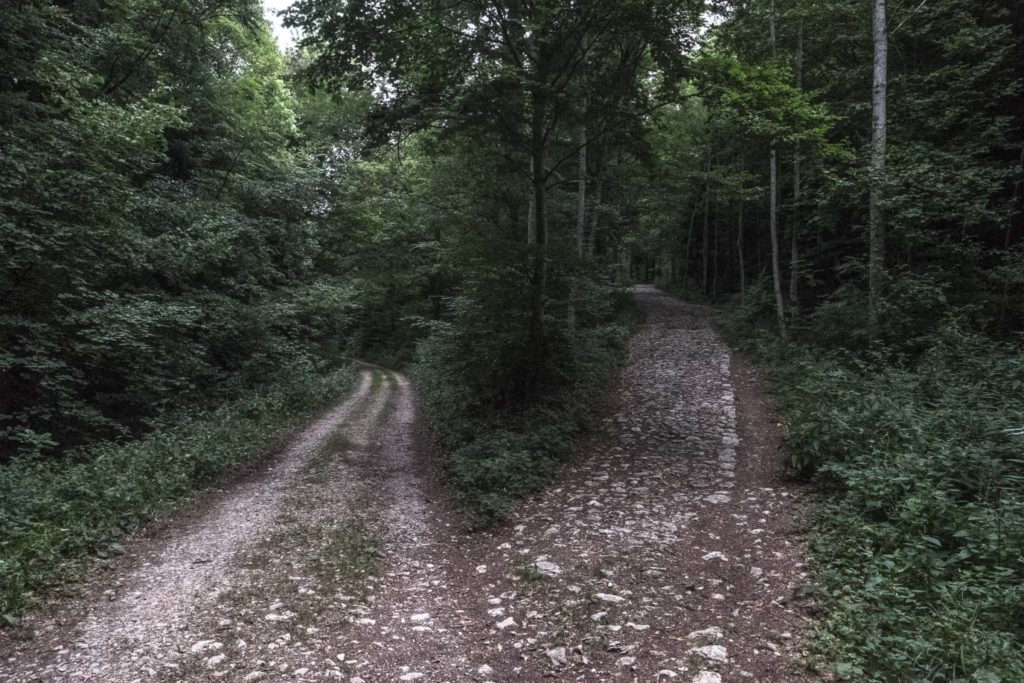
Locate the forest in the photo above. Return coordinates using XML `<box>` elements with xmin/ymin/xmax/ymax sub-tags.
<box><xmin>1</xmin><ymin>0</ymin><xmax>1022</xmax><ymax>681</ymax></box>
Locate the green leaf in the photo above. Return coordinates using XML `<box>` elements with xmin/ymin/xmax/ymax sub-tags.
<box><xmin>835</xmin><ymin>662</ymin><xmax>860</xmax><ymax>679</ymax></box>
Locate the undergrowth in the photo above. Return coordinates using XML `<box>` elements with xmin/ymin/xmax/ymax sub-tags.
<box><xmin>0</xmin><ymin>364</ymin><xmax>355</xmax><ymax>620</ymax></box>
<box><xmin>413</xmin><ymin>279</ymin><xmax>640</xmax><ymax>527</ymax></box>
<box><xmin>719</xmin><ymin>280</ymin><xmax>1024</xmax><ymax>682</ymax></box>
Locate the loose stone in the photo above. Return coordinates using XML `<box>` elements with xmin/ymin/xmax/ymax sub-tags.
<box><xmin>688</xmin><ymin>644</ymin><xmax>729</xmax><ymax>664</ymax></box>
<box><xmin>495</xmin><ymin>617</ymin><xmax>516</xmax><ymax>629</ymax></box>
<box><xmin>692</xmin><ymin>673</ymin><xmax>722</xmax><ymax>683</ymax></box>
<box><xmin>190</xmin><ymin>640</ymin><xmax>223</xmax><ymax>654</ymax></box>
<box><xmin>687</xmin><ymin>627</ymin><xmax>724</xmax><ymax>642</ymax></box>
<box><xmin>534</xmin><ymin>559</ymin><xmax>561</xmax><ymax>577</ymax></box>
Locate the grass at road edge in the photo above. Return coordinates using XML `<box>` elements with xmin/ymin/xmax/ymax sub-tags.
<box><xmin>0</xmin><ymin>364</ymin><xmax>357</xmax><ymax>621</ymax></box>
<box><xmin>714</xmin><ymin>305</ymin><xmax>1024</xmax><ymax>682</ymax></box>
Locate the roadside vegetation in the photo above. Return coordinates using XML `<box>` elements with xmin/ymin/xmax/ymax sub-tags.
<box><xmin>0</xmin><ymin>366</ymin><xmax>353</xmax><ymax>619</ymax></box>
<box><xmin>721</xmin><ymin>288</ymin><xmax>1024</xmax><ymax>681</ymax></box>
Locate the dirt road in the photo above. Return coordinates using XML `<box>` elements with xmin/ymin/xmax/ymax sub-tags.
<box><xmin>1</xmin><ymin>287</ymin><xmax>816</xmax><ymax>682</ymax></box>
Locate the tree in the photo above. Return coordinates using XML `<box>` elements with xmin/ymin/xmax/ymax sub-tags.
<box><xmin>868</xmin><ymin>0</ymin><xmax>887</xmax><ymax>333</ymax></box>
<box><xmin>288</xmin><ymin>0</ymin><xmax>701</xmax><ymax>385</ymax></box>
<box><xmin>790</xmin><ymin>17</ymin><xmax>803</xmax><ymax>311</ymax></box>
<box><xmin>767</xmin><ymin>0</ymin><xmax>787</xmax><ymax>338</ymax></box>
<box><xmin>0</xmin><ymin>0</ymin><xmax>380</xmax><ymax>457</ymax></box>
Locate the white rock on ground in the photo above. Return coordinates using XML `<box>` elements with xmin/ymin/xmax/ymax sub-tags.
<box><xmin>689</xmin><ymin>644</ymin><xmax>729</xmax><ymax>664</ymax></box>
<box><xmin>692</xmin><ymin>672</ymin><xmax>723</xmax><ymax>683</ymax></box>
<box><xmin>534</xmin><ymin>559</ymin><xmax>561</xmax><ymax>577</ymax></box>
<box><xmin>687</xmin><ymin>626</ymin><xmax>724</xmax><ymax>642</ymax></box>
<box><xmin>547</xmin><ymin>647</ymin><xmax>568</xmax><ymax>666</ymax></box>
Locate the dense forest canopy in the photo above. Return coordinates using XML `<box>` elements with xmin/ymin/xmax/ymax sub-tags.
<box><xmin>1</xmin><ymin>0</ymin><xmax>1023</xmax><ymax>679</ymax></box>
<box><xmin>4</xmin><ymin>0</ymin><xmax>1019</xmax><ymax>459</ymax></box>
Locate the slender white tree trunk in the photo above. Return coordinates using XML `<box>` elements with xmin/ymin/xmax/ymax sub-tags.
<box><xmin>768</xmin><ymin>0</ymin><xmax>787</xmax><ymax>337</ymax></box>
<box><xmin>790</xmin><ymin>19</ymin><xmax>803</xmax><ymax>311</ymax></box>
<box><xmin>713</xmin><ymin>181</ymin><xmax>720</xmax><ymax>297</ymax></box>
<box><xmin>770</xmin><ymin>149</ymin><xmax>787</xmax><ymax>338</ymax></box>
<box><xmin>702</xmin><ymin>155</ymin><xmax>711</xmax><ymax>294</ymax></box>
<box><xmin>791</xmin><ymin>145</ymin><xmax>800</xmax><ymax>307</ymax></box>
<box><xmin>737</xmin><ymin>156</ymin><xmax>745</xmax><ymax>300</ymax></box>
<box><xmin>737</xmin><ymin>196</ymin><xmax>745</xmax><ymax>300</ymax></box>
<box><xmin>869</xmin><ymin>0</ymin><xmax>888</xmax><ymax>334</ymax></box>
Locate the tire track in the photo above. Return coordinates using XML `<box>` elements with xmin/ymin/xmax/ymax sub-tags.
<box><xmin>1</xmin><ymin>369</ymin><xmax>377</xmax><ymax>683</ymax></box>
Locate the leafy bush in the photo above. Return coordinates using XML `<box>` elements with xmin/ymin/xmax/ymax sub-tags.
<box><xmin>0</xmin><ymin>364</ymin><xmax>355</xmax><ymax>619</ymax></box>
<box><xmin>414</xmin><ymin>276</ymin><xmax>635</xmax><ymax>526</ymax></box>
<box><xmin>723</xmin><ymin>297</ymin><xmax>1024</xmax><ymax>681</ymax></box>
<box><xmin>0</xmin><ymin>3</ymin><xmax>392</xmax><ymax>462</ymax></box>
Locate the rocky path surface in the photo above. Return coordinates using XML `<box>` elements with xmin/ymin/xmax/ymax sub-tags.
<box><xmin>447</xmin><ymin>286</ymin><xmax>818</xmax><ymax>682</ymax></box>
<box><xmin>1</xmin><ymin>287</ymin><xmax>817</xmax><ymax>682</ymax></box>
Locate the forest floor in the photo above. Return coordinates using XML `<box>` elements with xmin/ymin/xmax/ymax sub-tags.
<box><xmin>0</xmin><ymin>286</ymin><xmax>821</xmax><ymax>683</ymax></box>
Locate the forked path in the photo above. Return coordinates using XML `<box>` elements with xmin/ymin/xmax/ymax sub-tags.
<box><xmin>0</xmin><ymin>287</ymin><xmax>816</xmax><ymax>682</ymax></box>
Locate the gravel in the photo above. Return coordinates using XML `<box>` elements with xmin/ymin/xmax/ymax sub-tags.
<box><xmin>0</xmin><ymin>287</ymin><xmax>821</xmax><ymax>683</ymax></box>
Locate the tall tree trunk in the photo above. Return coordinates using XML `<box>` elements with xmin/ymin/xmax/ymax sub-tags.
<box><xmin>702</xmin><ymin>156</ymin><xmax>711</xmax><ymax>295</ymax></box>
<box><xmin>713</xmin><ymin>183</ymin><xmax>720</xmax><ymax>298</ymax></box>
<box><xmin>770</xmin><ymin>149</ymin><xmax>787</xmax><ymax>338</ymax></box>
<box><xmin>1004</xmin><ymin>148</ymin><xmax>1024</xmax><ymax>326</ymax></box>
<box><xmin>568</xmin><ymin>121</ymin><xmax>586</xmax><ymax>328</ymax></box>
<box><xmin>737</xmin><ymin>196</ymin><xmax>745</xmax><ymax>301</ymax></box>
<box><xmin>790</xmin><ymin>19</ymin><xmax>803</xmax><ymax>312</ymax></box>
<box><xmin>757</xmin><ymin>217</ymin><xmax>763</xmax><ymax>275</ymax></box>
<box><xmin>737</xmin><ymin>156</ymin><xmax>746</xmax><ymax>301</ymax></box>
<box><xmin>791</xmin><ymin>146</ymin><xmax>800</xmax><ymax>308</ymax></box>
<box><xmin>768</xmin><ymin>0</ymin><xmax>787</xmax><ymax>337</ymax></box>
<box><xmin>589</xmin><ymin>144</ymin><xmax>607</xmax><ymax>258</ymax></box>
<box><xmin>683</xmin><ymin>194</ymin><xmax>698</xmax><ymax>285</ymax></box>
<box><xmin>527</xmin><ymin>160</ymin><xmax>536</xmax><ymax>244</ymax></box>
<box><xmin>529</xmin><ymin>88</ymin><xmax>549</xmax><ymax>362</ymax></box>
<box><xmin>576</xmin><ymin>123</ymin><xmax>587</xmax><ymax>258</ymax></box>
<box><xmin>869</xmin><ymin>0</ymin><xmax>887</xmax><ymax>334</ymax></box>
